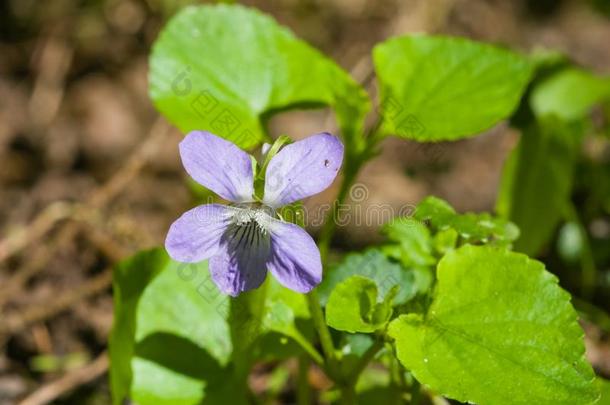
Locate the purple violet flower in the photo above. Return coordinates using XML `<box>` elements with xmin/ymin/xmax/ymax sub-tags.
<box><xmin>165</xmin><ymin>131</ymin><xmax>344</xmax><ymax>296</ymax></box>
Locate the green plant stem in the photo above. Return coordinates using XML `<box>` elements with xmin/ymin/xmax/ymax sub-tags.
<box><xmin>338</xmin><ymin>385</ymin><xmax>356</xmax><ymax>405</ymax></box>
<box><xmin>297</xmin><ymin>356</ymin><xmax>311</xmax><ymax>405</ymax></box>
<box><xmin>229</xmin><ymin>283</ymin><xmax>268</xmax><ymax>385</ymax></box>
<box><xmin>291</xmin><ymin>329</ymin><xmax>325</xmax><ymax>368</ymax></box>
<box><xmin>330</xmin><ymin>337</ymin><xmax>386</xmax><ymax>405</ymax></box>
<box><xmin>388</xmin><ymin>350</ymin><xmax>401</xmax><ymax>401</ymax></box>
<box><xmin>306</xmin><ymin>292</ymin><xmax>361</xmax><ymax>404</ymax></box>
<box><xmin>388</xmin><ymin>343</ymin><xmax>407</xmax><ymax>390</ymax></box>
<box><xmin>313</xmin><ymin>125</ymin><xmax>386</xmax><ymax>404</ymax></box>
<box><xmin>388</xmin><ymin>343</ymin><xmax>415</xmax><ymax>404</ymax></box>
<box><xmin>348</xmin><ymin>337</ymin><xmax>384</xmax><ymax>382</ymax></box>
<box><xmin>306</xmin><ymin>290</ymin><xmax>339</xmax><ymax>377</ymax></box>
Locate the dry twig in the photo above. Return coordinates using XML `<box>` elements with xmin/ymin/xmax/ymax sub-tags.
<box><xmin>0</xmin><ymin>269</ymin><xmax>113</xmax><ymax>336</ymax></box>
<box><xmin>0</xmin><ymin>117</ymin><xmax>170</xmax><ymax>307</ymax></box>
<box><xmin>0</xmin><ymin>202</ymin><xmax>75</xmax><ymax>263</ymax></box>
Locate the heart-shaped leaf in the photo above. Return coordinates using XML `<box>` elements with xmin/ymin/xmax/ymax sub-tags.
<box><xmin>150</xmin><ymin>4</ymin><xmax>369</xmax><ymax>150</ymax></box>
<box><xmin>389</xmin><ymin>245</ymin><xmax>598</xmax><ymax>405</ymax></box>
<box><xmin>373</xmin><ymin>35</ymin><xmax>533</xmax><ymax>141</ymax></box>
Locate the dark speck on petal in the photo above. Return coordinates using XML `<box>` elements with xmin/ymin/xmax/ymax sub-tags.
<box><xmin>262</xmin><ymin>132</ymin><xmax>344</xmax><ymax>207</ymax></box>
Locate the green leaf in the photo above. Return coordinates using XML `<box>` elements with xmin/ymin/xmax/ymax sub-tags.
<box><xmin>449</xmin><ymin>212</ymin><xmax>520</xmax><ymax>244</ymax></box>
<box><xmin>262</xmin><ymin>278</ymin><xmax>310</xmax><ymax>338</ymax></box>
<box><xmin>318</xmin><ymin>249</ymin><xmax>416</xmax><ymax>306</ymax></box>
<box><xmin>433</xmin><ymin>228</ymin><xmax>458</xmax><ymax>254</ymax></box>
<box><xmin>380</xmin><ymin>218</ymin><xmax>437</xmax><ymax>295</ymax></box>
<box><xmin>149</xmin><ymin>4</ymin><xmax>369</xmax><ymax>149</ymax></box>
<box><xmin>342</xmin><ymin>333</ymin><xmax>375</xmax><ymax>357</ymax></box>
<box><xmin>413</xmin><ymin>196</ymin><xmax>520</xmax><ymax>246</ymax></box>
<box><xmin>599</xmin><ymin>379</ymin><xmax>610</xmax><ymax>404</ymax></box>
<box><xmin>531</xmin><ymin>68</ymin><xmax>610</xmax><ymax>121</ymax></box>
<box><xmin>263</xmin><ymin>299</ymin><xmax>301</xmax><ymax>336</ymax></box>
<box><xmin>388</xmin><ymin>245</ymin><xmax>598</xmax><ymax>405</ymax></box>
<box><xmin>326</xmin><ymin>276</ymin><xmax>396</xmax><ymax>333</ymax></box>
<box><xmin>411</xmin><ymin>196</ymin><xmax>456</xmax><ymax>227</ymax></box>
<box><xmin>529</xmin><ymin>49</ymin><xmax>570</xmax><ymax>72</ymax></box>
<box><xmin>496</xmin><ymin>119</ymin><xmax>582</xmax><ymax>255</ymax></box>
<box><xmin>373</xmin><ymin>35</ymin><xmax>533</xmax><ymax>141</ymax></box>
<box><xmin>382</xmin><ymin>218</ymin><xmax>436</xmax><ymax>267</ymax></box>
<box><xmin>267</xmin><ymin>277</ymin><xmax>310</xmax><ymax>319</ymax></box>
<box><xmin>110</xmin><ymin>248</ymin><xmax>240</xmax><ymax>405</ymax></box>
<box><xmin>257</xmin><ymin>279</ymin><xmax>321</xmax><ymax>363</ymax></box>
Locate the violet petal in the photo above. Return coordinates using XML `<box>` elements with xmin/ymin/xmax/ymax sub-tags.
<box><xmin>263</xmin><ymin>132</ymin><xmax>344</xmax><ymax>208</ymax></box>
<box><xmin>180</xmin><ymin>131</ymin><xmax>254</xmax><ymax>202</ymax></box>
<box><xmin>266</xmin><ymin>220</ymin><xmax>322</xmax><ymax>293</ymax></box>
<box><xmin>209</xmin><ymin>221</ymin><xmax>271</xmax><ymax>296</ymax></box>
<box><xmin>165</xmin><ymin>204</ymin><xmax>233</xmax><ymax>263</ymax></box>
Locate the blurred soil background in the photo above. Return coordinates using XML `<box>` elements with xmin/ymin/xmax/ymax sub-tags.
<box><xmin>1</xmin><ymin>0</ymin><xmax>610</xmax><ymax>403</ymax></box>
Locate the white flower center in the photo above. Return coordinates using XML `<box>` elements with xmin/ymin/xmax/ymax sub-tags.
<box><xmin>230</xmin><ymin>204</ymin><xmax>275</xmax><ymax>234</ymax></box>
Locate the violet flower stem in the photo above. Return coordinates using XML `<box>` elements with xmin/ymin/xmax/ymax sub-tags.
<box><xmin>297</xmin><ymin>356</ymin><xmax>311</xmax><ymax>405</ymax></box>
<box><xmin>312</xmin><ymin>122</ymin><xmax>385</xmax><ymax>400</ymax></box>
<box><xmin>306</xmin><ymin>290</ymin><xmax>339</xmax><ymax>377</ymax></box>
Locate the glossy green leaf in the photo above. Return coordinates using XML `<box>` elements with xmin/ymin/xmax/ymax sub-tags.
<box><xmin>318</xmin><ymin>249</ymin><xmax>416</xmax><ymax>306</ymax></box>
<box><xmin>389</xmin><ymin>245</ymin><xmax>598</xmax><ymax>405</ymax></box>
<box><xmin>497</xmin><ymin>119</ymin><xmax>582</xmax><ymax>255</ymax></box>
<box><xmin>531</xmin><ymin>68</ymin><xmax>610</xmax><ymax>121</ymax></box>
<box><xmin>380</xmin><ymin>243</ymin><xmax>434</xmax><ymax>296</ymax></box>
<box><xmin>326</xmin><ymin>276</ymin><xmax>396</xmax><ymax>333</ymax></box>
<box><xmin>380</xmin><ymin>218</ymin><xmax>437</xmax><ymax>295</ymax></box>
<box><xmin>449</xmin><ymin>212</ymin><xmax>520</xmax><ymax>244</ymax></box>
<box><xmin>411</xmin><ymin>196</ymin><xmax>455</xmax><ymax>227</ymax></box>
<box><xmin>433</xmin><ymin>228</ymin><xmax>458</xmax><ymax>254</ymax></box>
<box><xmin>382</xmin><ymin>218</ymin><xmax>435</xmax><ymax>267</ymax></box>
<box><xmin>414</xmin><ymin>196</ymin><xmax>520</xmax><ymax>246</ymax></box>
<box><xmin>257</xmin><ymin>279</ymin><xmax>321</xmax><ymax>363</ymax></box>
<box><xmin>373</xmin><ymin>35</ymin><xmax>533</xmax><ymax>141</ymax></box>
<box><xmin>150</xmin><ymin>4</ymin><xmax>369</xmax><ymax>149</ymax></box>
<box><xmin>110</xmin><ymin>248</ymin><xmax>241</xmax><ymax>405</ymax></box>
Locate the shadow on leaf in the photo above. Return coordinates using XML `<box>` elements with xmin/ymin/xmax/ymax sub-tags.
<box><xmin>135</xmin><ymin>332</ymin><xmax>224</xmax><ymax>384</ymax></box>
